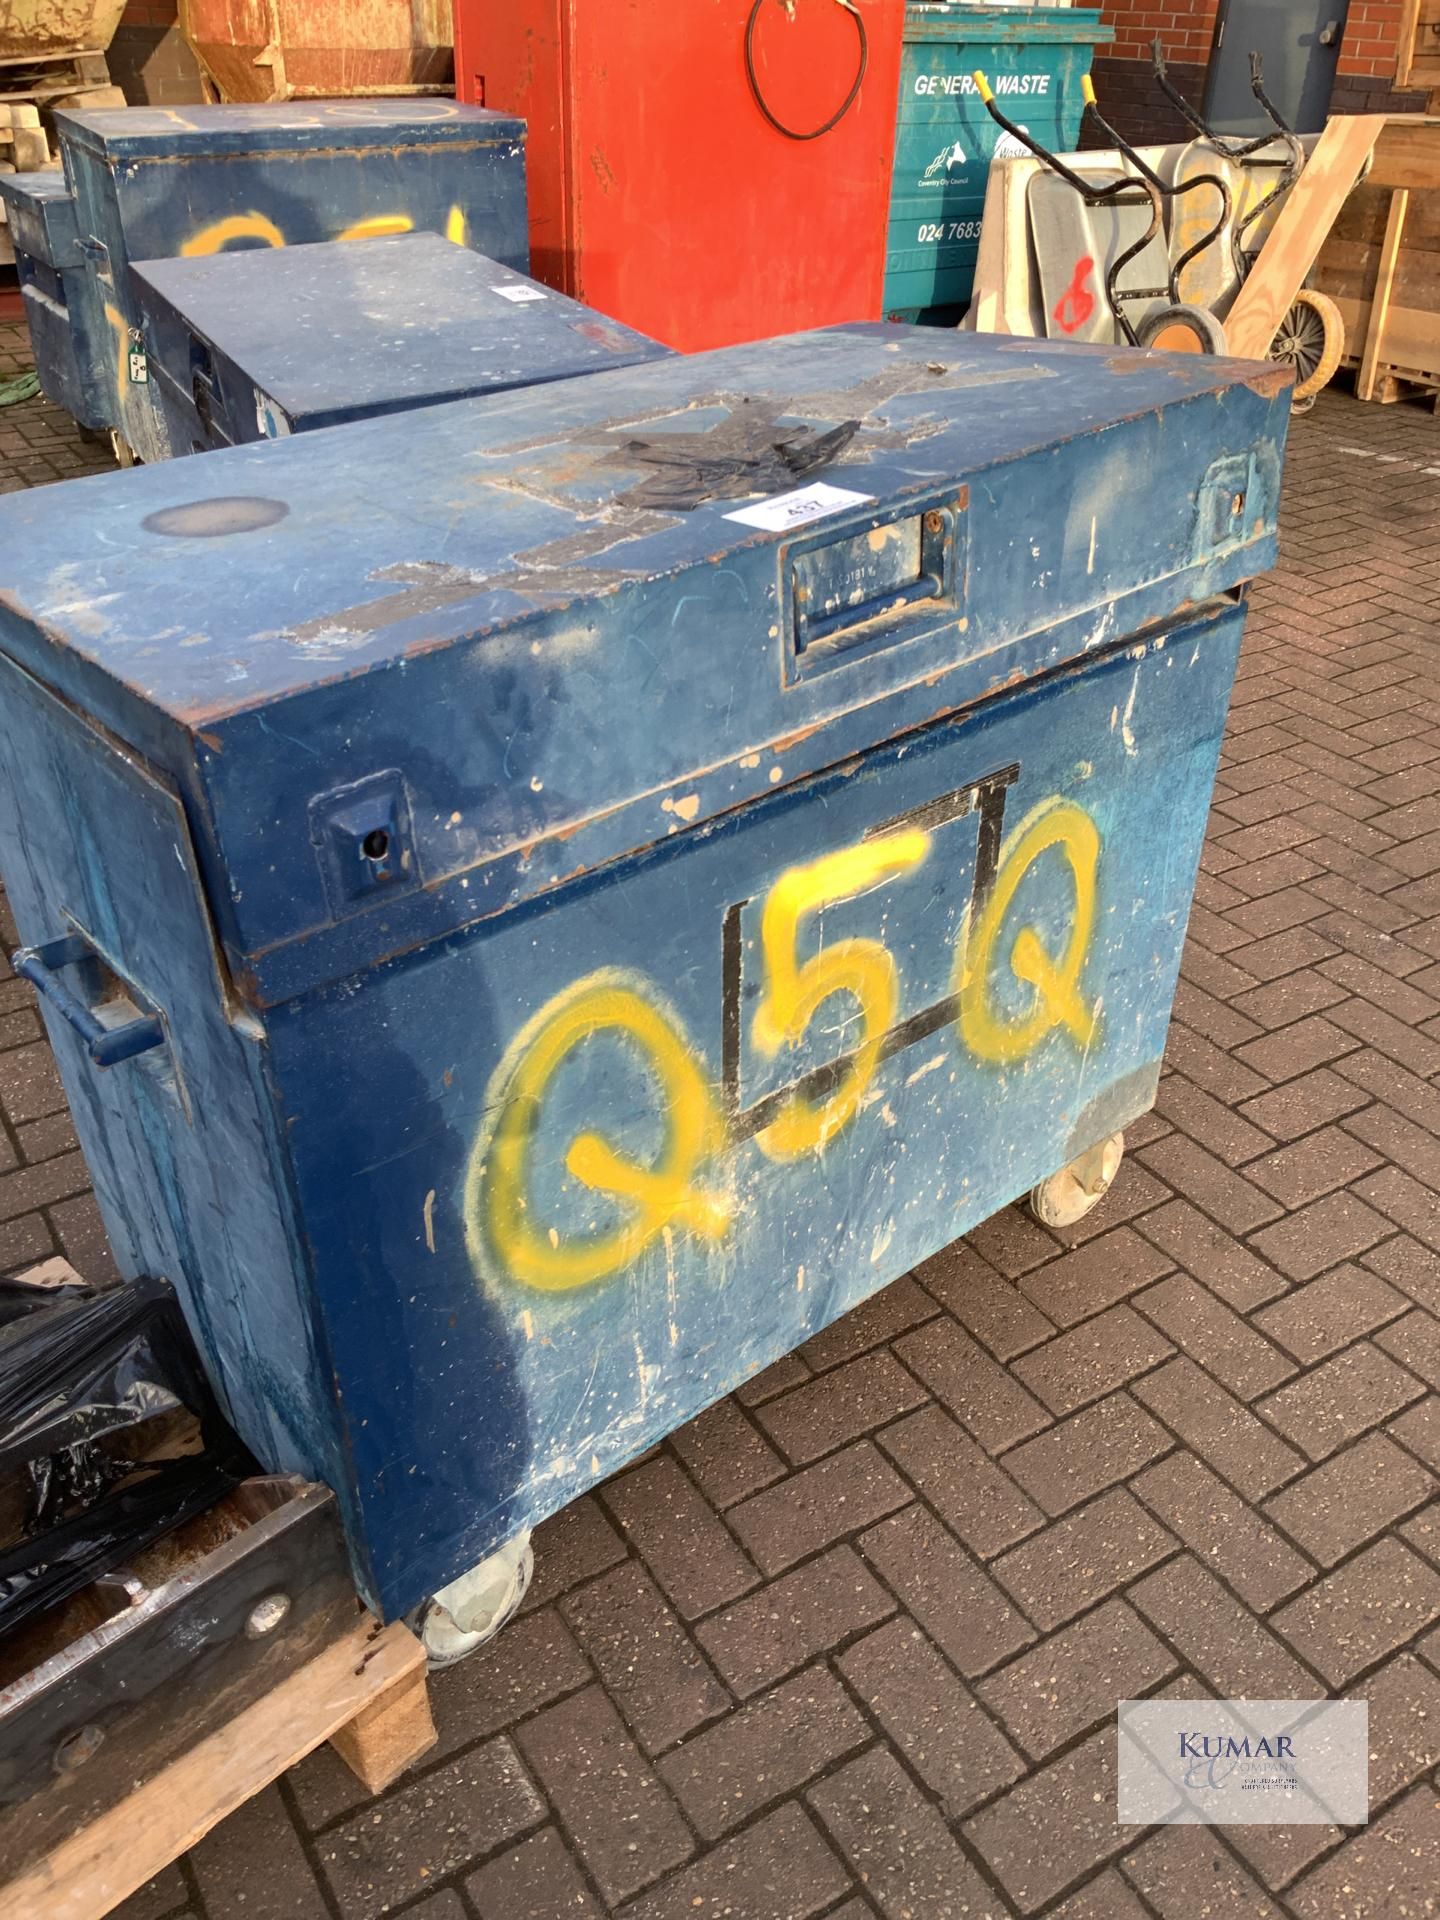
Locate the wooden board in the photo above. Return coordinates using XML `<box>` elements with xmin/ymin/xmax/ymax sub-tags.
<box><xmin>1366</xmin><ymin>116</ymin><xmax>1440</xmax><ymax>191</ymax></box>
<box><xmin>1225</xmin><ymin>114</ymin><xmax>1389</xmax><ymax>360</ymax></box>
<box><xmin>1360</xmin><ymin>189</ymin><xmax>1413</xmax><ymax>399</ymax></box>
<box><xmin>2</xmin><ymin>1619</ymin><xmax>434</xmax><ymax>1920</ymax></box>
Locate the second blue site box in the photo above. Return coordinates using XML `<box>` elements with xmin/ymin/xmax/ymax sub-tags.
<box><xmin>0</xmin><ymin>328</ymin><xmax>1290</xmax><ymax>1618</ymax></box>
<box><xmin>130</xmin><ymin>233</ymin><xmax>669</xmax><ymax>457</ymax></box>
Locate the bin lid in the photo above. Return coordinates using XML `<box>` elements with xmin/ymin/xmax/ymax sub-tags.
<box><xmin>52</xmin><ymin>99</ymin><xmax>524</xmax><ymax>160</ymax></box>
<box><xmin>131</xmin><ymin>236</ymin><xmax>670</xmax><ymax>428</ymax></box>
<box><xmin>0</xmin><ymin>325</ymin><xmax>1289</xmax><ymax>1003</ymax></box>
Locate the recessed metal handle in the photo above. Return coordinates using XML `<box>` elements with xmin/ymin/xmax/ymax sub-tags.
<box><xmin>13</xmin><ymin>933</ymin><xmax>165</xmax><ymax>1068</ymax></box>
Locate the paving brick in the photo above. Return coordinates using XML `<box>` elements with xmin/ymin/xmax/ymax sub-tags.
<box><xmin>602</xmin><ymin>1459</ymin><xmax>757</xmax><ymax>1620</ymax></box>
<box><xmin>1249</xmin><ymin>1189</ymin><xmax>1395</xmax><ymax>1282</ymax></box>
<box><xmin>999</xmin><ymin>1393</ymin><xmax>1171</xmax><ymax>1519</ymax></box>
<box><xmin>992</xmin><ymin>1489</ymin><xmax>1176</xmax><ymax>1632</ymax></box>
<box><xmin>466</xmin><ymin>1826</ymin><xmax>601</xmax><ymax>1920</ymax></box>
<box><xmin>807</xmin><ymin>1747</ymin><xmax>996</xmax><ymax>1920</ymax></box>
<box><xmin>1133</xmin><ymin>1198</ymin><xmax>1287</xmax><ymax>1311</ymax></box>
<box><xmin>561</xmin><ymin>1564</ymin><xmax>728</xmax><ymax>1755</ymax></box>
<box><xmin>1222</xmin><ymin>1822</ymin><xmax>1343</xmax><ymax>1897</ymax></box>
<box><xmin>1351</xmin><ymin>1651</ymin><xmax>1440</xmax><ymax>1807</ymax></box>
<box><xmin>1254</xmin><ymin>1263</ymin><xmax>1409</xmax><ymax>1364</ymax></box>
<box><xmin>1137</xmin><ymin>1135</ymin><xmax>1286</xmax><ymax>1238</ymax></box>
<box><xmin>964</xmin><ymin>1724</ymin><xmax>1126</xmax><ymax>1915</ymax></box>
<box><xmin>1288</xmin><ymin>1785</ymin><xmax>1440</xmax><ymax>1920</ymax></box>
<box><xmin>964</xmin><ymin>1205</ymin><xmax>1063</xmax><ymax>1278</ymax></box>
<box><xmin>751</xmin><ymin>1350</ymin><xmax>927</xmax><ymax>1465</ymax></box>
<box><xmin>1258</xmin><ymin>1341</ymin><xmax>1428</xmax><ymax>1460</ymax></box>
<box><xmin>1392</xmin><ymin>1395</ymin><xmax>1440</xmax><ymax>1475</ymax></box>
<box><xmin>734</xmin><ymin>1352</ymin><xmax>811</xmax><ymax>1406</ymax></box>
<box><xmin>0</xmin><ymin>1042</ymin><xmax>67</xmax><ymax>1123</ymax></box>
<box><xmin>190</xmin><ymin>1784</ymin><xmax>329</xmax><ymax>1920</ymax></box>
<box><xmin>657</xmin><ymin>1667</ymin><xmax>867</xmax><ymax>1839</ymax></box>
<box><xmin>978</xmin><ymin>1599</ymin><xmax>1175</xmax><ymax>1762</ymax></box>
<box><xmin>1365</xmin><ymin>1233</ymin><xmax>1440</xmax><ymax>1315</ymax></box>
<box><xmin>110</xmin><ymin>1867</ymin><xmax>191</xmax><ymax>1920</ymax></box>
<box><xmin>615</xmin><ymin>1805</ymin><xmax>848</xmax><ymax>1920</ymax></box>
<box><xmin>1153</xmin><ymin>1075</ymin><xmax>1274</xmax><ymax>1165</ymax></box>
<box><xmin>894</xmin><ymin>1315</ymin><xmax>1051</xmax><ymax>1452</ymax></box>
<box><xmin>1130</xmin><ymin>1556</ymin><xmax>1319</xmax><ymax>1696</ymax></box>
<box><xmin>1346</xmin><ymin>1100</ymin><xmax>1440</xmax><ymax>1193</ymax></box>
<box><xmin>320</xmin><ymin>1740</ymin><xmax>544</xmax><ymax>1920</ymax></box>
<box><xmin>695</xmin><ymin>1545</ymin><xmax>895</xmax><ymax>1698</ymax></box>
<box><xmin>799</xmin><ymin>1274</ymin><xmax>939</xmax><ymax>1369</ymax></box>
<box><xmin>0</xmin><ymin>1149</ymin><xmax>95</xmax><ymax>1221</ymax></box>
<box><xmin>1246</xmin><ymin>1125</ymin><xmax>1387</xmax><ymax>1209</ymax></box>
<box><xmin>668</xmin><ymin>1399</ymin><xmax>786</xmax><ymax>1510</ymax></box>
<box><xmin>1232</xmin><ymin>1015</ymin><xmax>1359</xmax><ymax>1084</ymax></box>
<box><xmin>1273</xmin><ymin>1538</ymin><xmax>1440</xmax><ymax>1686</ymax></box>
<box><xmin>1133</xmin><ymin>1274</ymin><xmax>1295</xmax><ymax>1398</ymax></box>
<box><xmin>1133</xmin><ymin>1357</ymin><xmax>1305</xmax><ymax>1501</ymax></box>
<box><xmin>915</xmin><ymin>1242</ymin><xmax>1055</xmax><ymax>1359</ymax></box>
<box><xmin>1132</xmin><ymin>1451</ymin><xmax>1312</xmax><ymax>1610</ymax></box>
<box><xmin>1119</xmin><ymin>1826</ymin><xmax>1283</xmax><ymax>1920</ymax></box>
<box><xmin>860</xmin><ymin>1502</ymin><xmax>1034</xmax><ymax>1675</ymax></box>
<box><xmin>1374</xmin><ymin>1306</ymin><xmax>1440</xmax><ymax>1388</ymax></box>
<box><xmin>525</xmin><ymin>1497</ymin><xmax>629</xmax><ymax>1614</ymax></box>
<box><xmin>1015</xmin><ymin>1227</ymin><xmax>1173</xmax><ymax>1329</ymax></box>
<box><xmin>1400</xmin><ymin>1498</ymin><xmax>1440</xmax><ymax>1569</ymax></box>
<box><xmin>878</xmin><ymin>1403</ymin><xmax>1043</xmax><ymax>1556</ymax></box>
<box><xmin>1327</xmin><ymin>991</ymin><xmax>1440</xmax><ymax>1078</ymax></box>
<box><xmin>837</xmin><ymin>1616</ymin><xmax>1025</xmax><ymax>1819</ymax></box>
<box><xmin>725</xmin><ymin>1442</ymin><xmax>910</xmax><ymax>1576</ymax></box>
<box><xmin>1011</xmin><ymin>1305</ymin><xmax>1174</xmax><ymax>1417</ymax></box>
<box><xmin>428</xmin><ymin>1605</ymin><xmax>591</xmax><ymax>1762</ymax></box>
<box><xmin>1265</xmin><ymin>1431</ymin><xmax>1435</xmax><ymax>1568</ymax></box>
<box><xmin>0</xmin><ymin>1211</ymin><xmax>54</xmax><ymax>1274</ymax></box>
<box><xmin>1050</xmin><ymin>1871</ymin><xmax>1150</xmax><ymax>1920</ymax></box>
<box><xmin>516</xmin><ymin>1690</ymin><xmax>692</xmax><ymax>1905</ymax></box>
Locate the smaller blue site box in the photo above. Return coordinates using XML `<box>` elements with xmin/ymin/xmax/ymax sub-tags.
<box><xmin>131</xmin><ymin>234</ymin><xmax>670</xmax><ymax>458</ymax></box>
<box><xmin>0</xmin><ymin>101</ymin><xmax>527</xmax><ymax>463</ymax></box>
<box><xmin>0</xmin><ymin>328</ymin><xmax>1289</xmax><ymax>1618</ymax></box>
<box><xmin>885</xmin><ymin>4</ymin><xmax>1111</xmax><ymax>320</ymax></box>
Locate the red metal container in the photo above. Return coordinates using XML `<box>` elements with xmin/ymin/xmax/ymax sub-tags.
<box><xmin>454</xmin><ymin>0</ymin><xmax>905</xmax><ymax>351</ymax></box>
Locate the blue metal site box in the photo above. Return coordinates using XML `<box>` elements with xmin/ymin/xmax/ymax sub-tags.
<box><xmin>885</xmin><ymin>4</ymin><xmax>1111</xmax><ymax>320</ymax></box>
<box><xmin>0</xmin><ymin>100</ymin><xmax>527</xmax><ymax>464</ymax></box>
<box><xmin>130</xmin><ymin>233</ymin><xmax>669</xmax><ymax>459</ymax></box>
<box><xmin>0</xmin><ymin>328</ymin><xmax>1291</xmax><ymax>1619</ymax></box>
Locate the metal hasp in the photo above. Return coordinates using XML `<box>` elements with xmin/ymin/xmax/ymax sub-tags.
<box><xmin>884</xmin><ymin>4</ymin><xmax>1113</xmax><ymax>320</ymax></box>
<box><xmin>129</xmin><ymin>234</ymin><xmax>670</xmax><ymax>459</ymax></box>
<box><xmin>0</xmin><ymin>99</ymin><xmax>527</xmax><ymax>462</ymax></box>
<box><xmin>0</xmin><ymin>327</ymin><xmax>1292</xmax><ymax>1620</ymax></box>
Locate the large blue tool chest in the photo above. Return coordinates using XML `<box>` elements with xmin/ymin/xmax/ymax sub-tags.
<box><xmin>0</xmin><ymin>328</ymin><xmax>1291</xmax><ymax>1618</ymax></box>
<box><xmin>130</xmin><ymin>233</ymin><xmax>669</xmax><ymax>458</ymax></box>
<box><xmin>0</xmin><ymin>100</ymin><xmax>527</xmax><ymax>464</ymax></box>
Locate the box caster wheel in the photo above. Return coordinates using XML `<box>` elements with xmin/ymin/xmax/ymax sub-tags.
<box><xmin>1029</xmin><ymin>1132</ymin><xmax>1124</xmax><ymax>1229</ymax></box>
<box><xmin>411</xmin><ymin>1530</ymin><xmax>533</xmax><ymax>1668</ymax></box>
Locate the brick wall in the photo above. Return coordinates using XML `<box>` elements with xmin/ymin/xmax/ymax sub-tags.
<box><xmin>1090</xmin><ymin>0</ymin><xmax>1426</xmax><ymax>144</ymax></box>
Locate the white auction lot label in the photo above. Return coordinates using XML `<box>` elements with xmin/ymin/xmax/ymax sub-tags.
<box><xmin>725</xmin><ymin>482</ymin><xmax>874</xmax><ymax>533</ymax></box>
<box><xmin>1118</xmin><ymin>1700</ymin><xmax>1368</xmax><ymax>1826</ymax></box>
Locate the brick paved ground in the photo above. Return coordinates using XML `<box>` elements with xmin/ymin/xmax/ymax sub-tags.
<box><xmin>4</xmin><ymin>318</ymin><xmax>1440</xmax><ymax>1919</ymax></box>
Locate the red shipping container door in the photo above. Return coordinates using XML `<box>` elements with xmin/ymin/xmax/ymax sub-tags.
<box><xmin>454</xmin><ymin>0</ymin><xmax>905</xmax><ymax>351</ymax></box>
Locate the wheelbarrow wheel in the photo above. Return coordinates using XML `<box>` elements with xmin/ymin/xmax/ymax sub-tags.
<box><xmin>1029</xmin><ymin>1132</ymin><xmax>1124</xmax><ymax>1229</ymax></box>
<box><xmin>1270</xmin><ymin>288</ymin><xmax>1344</xmax><ymax>402</ymax></box>
<box><xmin>1136</xmin><ymin>305</ymin><xmax>1228</xmax><ymax>355</ymax></box>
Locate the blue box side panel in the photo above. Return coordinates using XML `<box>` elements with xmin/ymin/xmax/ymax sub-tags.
<box><xmin>885</xmin><ymin>13</ymin><xmax>1106</xmax><ymax>316</ymax></box>
<box><xmin>263</xmin><ymin>608</ymin><xmax>1242</xmax><ymax>1618</ymax></box>
<box><xmin>54</xmin><ymin>135</ymin><xmax>528</xmax><ymax>456</ymax></box>
<box><xmin>0</xmin><ymin>654</ymin><xmax>365</xmax><ymax>1585</ymax></box>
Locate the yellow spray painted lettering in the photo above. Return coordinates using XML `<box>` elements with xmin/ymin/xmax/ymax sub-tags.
<box><xmin>180</xmin><ymin>212</ymin><xmax>286</xmax><ymax>257</ymax></box>
<box><xmin>957</xmin><ymin>796</ymin><xmax>1101</xmax><ymax>1063</ymax></box>
<box><xmin>467</xmin><ymin>971</ymin><xmax>730</xmax><ymax>1293</ymax></box>
<box><xmin>444</xmin><ymin>205</ymin><xmax>467</xmax><ymax>246</ymax></box>
<box><xmin>338</xmin><ymin>213</ymin><xmax>416</xmax><ymax>242</ymax></box>
<box><xmin>752</xmin><ymin>829</ymin><xmax>930</xmax><ymax>1158</ymax></box>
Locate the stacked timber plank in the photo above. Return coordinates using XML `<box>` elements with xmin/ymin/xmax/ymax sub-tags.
<box><xmin>1315</xmin><ymin>116</ymin><xmax>1440</xmax><ymax>405</ymax></box>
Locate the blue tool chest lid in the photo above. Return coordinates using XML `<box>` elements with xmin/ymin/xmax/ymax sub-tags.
<box><xmin>52</xmin><ymin>99</ymin><xmax>524</xmax><ymax>159</ymax></box>
<box><xmin>130</xmin><ymin>235</ymin><xmax>669</xmax><ymax>428</ymax></box>
<box><xmin>0</xmin><ymin>326</ymin><xmax>1289</xmax><ymax>1005</ymax></box>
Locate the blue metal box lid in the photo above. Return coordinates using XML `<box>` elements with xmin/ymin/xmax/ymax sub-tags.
<box><xmin>130</xmin><ymin>235</ymin><xmax>670</xmax><ymax>430</ymax></box>
<box><xmin>0</xmin><ymin>325</ymin><xmax>1290</xmax><ymax>1004</ymax></box>
<box><xmin>52</xmin><ymin>99</ymin><xmax>525</xmax><ymax>159</ymax></box>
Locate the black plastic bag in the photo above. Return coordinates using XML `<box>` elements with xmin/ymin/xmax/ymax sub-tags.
<box><xmin>0</xmin><ymin>1277</ymin><xmax>249</xmax><ymax>1635</ymax></box>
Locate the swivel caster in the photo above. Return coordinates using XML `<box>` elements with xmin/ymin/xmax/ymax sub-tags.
<box><xmin>1029</xmin><ymin>1132</ymin><xmax>1124</xmax><ymax>1229</ymax></box>
<box><xmin>412</xmin><ymin>1530</ymin><xmax>533</xmax><ymax>1668</ymax></box>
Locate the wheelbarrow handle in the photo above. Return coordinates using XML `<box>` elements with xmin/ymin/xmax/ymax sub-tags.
<box><xmin>13</xmin><ymin>933</ymin><xmax>166</xmax><ymax>1068</ymax></box>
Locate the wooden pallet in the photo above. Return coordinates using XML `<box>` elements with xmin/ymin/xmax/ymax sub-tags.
<box><xmin>0</xmin><ymin>47</ymin><xmax>112</xmax><ymax>108</ymax></box>
<box><xmin>3</xmin><ymin>1615</ymin><xmax>434</xmax><ymax>1920</ymax></box>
